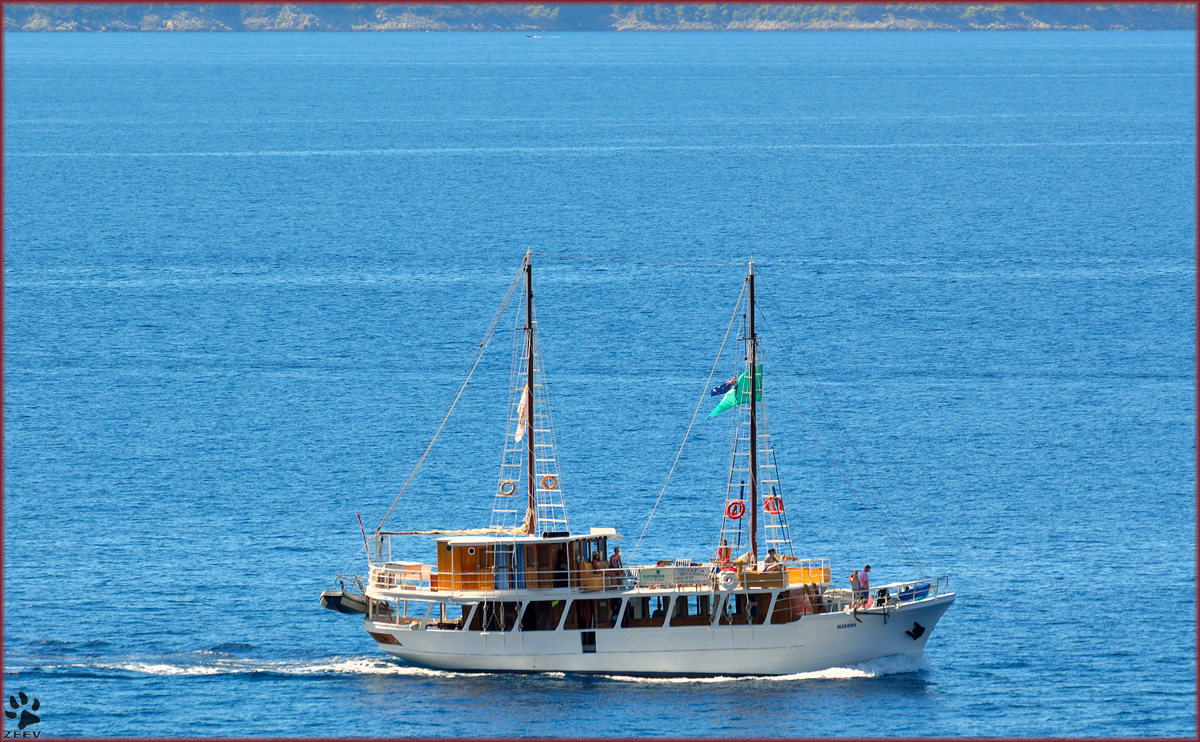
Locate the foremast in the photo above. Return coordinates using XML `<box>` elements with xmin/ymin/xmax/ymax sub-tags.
<box><xmin>489</xmin><ymin>253</ymin><xmax>570</xmax><ymax>534</ymax></box>
<box><xmin>524</xmin><ymin>254</ymin><xmax>536</xmax><ymax>535</ymax></box>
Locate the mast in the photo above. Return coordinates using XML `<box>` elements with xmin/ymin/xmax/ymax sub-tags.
<box><xmin>748</xmin><ymin>260</ymin><xmax>758</xmax><ymax>565</ymax></box>
<box><xmin>524</xmin><ymin>252</ymin><xmax>537</xmax><ymax>535</ymax></box>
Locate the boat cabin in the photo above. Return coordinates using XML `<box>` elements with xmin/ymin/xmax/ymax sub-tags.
<box><xmin>431</xmin><ymin>528</ymin><xmax>621</xmax><ymax>593</ymax></box>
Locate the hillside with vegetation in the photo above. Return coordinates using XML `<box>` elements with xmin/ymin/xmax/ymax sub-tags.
<box><xmin>5</xmin><ymin>4</ymin><xmax>1195</xmax><ymax>31</ymax></box>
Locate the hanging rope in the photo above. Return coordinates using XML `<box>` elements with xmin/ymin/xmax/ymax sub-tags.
<box><xmin>630</xmin><ymin>278</ymin><xmax>747</xmax><ymax>560</ymax></box>
<box><xmin>374</xmin><ymin>259</ymin><xmax>527</xmax><ymax>534</ymax></box>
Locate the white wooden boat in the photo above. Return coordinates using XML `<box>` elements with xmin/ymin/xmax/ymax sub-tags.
<box><xmin>323</xmin><ymin>253</ymin><xmax>953</xmax><ymax>676</ymax></box>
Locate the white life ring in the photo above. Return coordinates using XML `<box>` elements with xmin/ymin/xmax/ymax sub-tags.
<box><xmin>719</xmin><ymin>572</ymin><xmax>737</xmax><ymax>589</ymax></box>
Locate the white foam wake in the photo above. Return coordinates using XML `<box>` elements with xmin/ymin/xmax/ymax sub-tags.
<box><xmin>23</xmin><ymin>656</ymin><xmax>481</xmax><ymax>679</ymax></box>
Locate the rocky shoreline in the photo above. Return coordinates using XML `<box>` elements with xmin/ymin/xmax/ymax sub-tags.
<box><xmin>5</xmin><ymin>4</ymin><xmax>1195</xmax><ymax>32</ymax></box>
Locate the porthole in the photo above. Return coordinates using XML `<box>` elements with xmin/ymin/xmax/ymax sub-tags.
<box><xmin>468</xmin><ymin>547</ymin><xmax>476</xmax><ymax>556</ymax></box>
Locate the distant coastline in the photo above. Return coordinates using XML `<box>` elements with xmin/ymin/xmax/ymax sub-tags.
<box><xmin>4</xmin><ymin>4</ymin><xmax>1196</xmax><ymax>32</ymax></box>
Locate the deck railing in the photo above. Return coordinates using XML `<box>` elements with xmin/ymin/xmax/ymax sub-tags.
<box><xmin>367</xmin><ymin>558</ymin><xmax>880</xmax><ymax>599</ymax></box>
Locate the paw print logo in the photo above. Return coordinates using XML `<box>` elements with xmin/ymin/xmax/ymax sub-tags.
<box><xmin>5</xmin><ymin>692</ymin><xmax>41</xmax><ymax>730</ymax></box>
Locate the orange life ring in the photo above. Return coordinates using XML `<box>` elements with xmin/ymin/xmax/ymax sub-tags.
<box><xmin>764</xmin><ymin>496</ymin><xmax>783</xmax><ymax>515</ymax></box>
<box><xmin>725</xmin><ymin>501</ymin><xmax>745</xmax><ymax>520</ymax></box>
<box><xmin>542</xmin><ymin>475</ymin><xmax>558</xmax><ymax>490</ymax></box>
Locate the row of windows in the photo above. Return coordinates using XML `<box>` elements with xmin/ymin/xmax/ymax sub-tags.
<box><xmin>376</xmin><ymin>588</ymin><xmax>831</xmax><ymax>632</ymax></box>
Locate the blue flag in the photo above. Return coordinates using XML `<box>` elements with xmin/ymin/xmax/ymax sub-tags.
<box><xmin>710</xmin><ymin>376</ymin><xmax>737</xmax><ymax>396</ymax></box>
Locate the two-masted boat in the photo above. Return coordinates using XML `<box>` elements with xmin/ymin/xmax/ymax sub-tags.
<box><xmin>320</xmin><ymin>253</ymin><xmax>954</xmax><ymax>676</ymax></box>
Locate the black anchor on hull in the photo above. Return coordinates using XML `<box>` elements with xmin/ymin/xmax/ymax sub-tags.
<box><xmin>905</xmin><ymin>622</ymin><xmax>925</xmax><ymax>640</ymax></box>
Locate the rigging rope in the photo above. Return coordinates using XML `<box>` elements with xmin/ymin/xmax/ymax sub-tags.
<box><xmin>630</xmin><ymin>280</ymin><xmax>747</xmax><ymax>560</ymax></box>
<box><xmin>374</xmin><ymin>259</ymin><xmax>527</xmax><ymax>534</ymax></box>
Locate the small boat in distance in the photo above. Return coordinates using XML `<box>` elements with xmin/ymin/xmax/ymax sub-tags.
<box><xmin>321</xmin><ymin>252</ymin><xmax>954</xmax><ymax>675</ymax></box>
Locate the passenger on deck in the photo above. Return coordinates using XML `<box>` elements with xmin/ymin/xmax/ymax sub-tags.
<box><xmin>607</xmin><ymin>547</ymin><xmax>623</xmax><ymax>587</ymax></box>
<box><xmin>716</xmin><ymin>537</ymin><xmax>732</xmax><ymax>565</ymax></box>
<box><xmin>860</xmin><ymin>565</ymin><xmax>871</xmax><ymax>608</ymax></box>
<box><xmin>764</xmin><ymin>548</ymin><xmax>782</xmax><ymax>572</ymax></box>
<box><xmin>850</xmin><ymin>569</ymin><xmax>861</xmax><ymax>607</ymax></box>
<box><xmin>608</xmin><ymin>546</ymin><xmax>623</xmax><ymax>570</ymax></box>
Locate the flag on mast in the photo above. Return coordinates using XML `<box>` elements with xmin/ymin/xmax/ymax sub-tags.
<box><xmin>710</xmin><ymin>376</ymin><xmax>738</xmax><ymax>396</ymax></box>
<box><xmin>515</xmin><ymin>384</ymin><xmax>532</xmax><ymax>442</ymax></box>
<box><xmin>707</xmin><ymin>365</ymin><xmax>763</xmax><ymax>419</ymax></box>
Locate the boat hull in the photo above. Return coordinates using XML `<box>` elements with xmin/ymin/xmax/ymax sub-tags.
<box><xmin>363</xmin><ymin>593</ymin><xmax>953</xmax><ymax>676</ymax></box>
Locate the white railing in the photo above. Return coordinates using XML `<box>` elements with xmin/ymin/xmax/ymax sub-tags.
<box><xmin>367</xmin><ymin>562</ymin><xmax>949</xmax><ymax>607</ymax></box>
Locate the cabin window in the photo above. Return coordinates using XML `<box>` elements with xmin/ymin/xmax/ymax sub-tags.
<box><xmin>669</xmin><ymin>594</ymin><xmax>713</xmax><ymax>627</ymax></box>
<box><xmin>562</xmin><ymin>599</ymin><xmax>592</xmax><ymax>630</ymax></box>
<box><xmin>429</xmin><ymin>603</ymin><xmax>468</xmax><ymax>631</ymax></box>
<box><xmin>520</xmin><ymin>600</ymin><xmax>566</xmax><ymax>631</ymax></box>
<box><xmin>595</xmin><ymin>598</ymin><xmax>621</xmax><ymax>629</ymax></box>
<box><xmin>620</xmin><ymin>596</ymin><xmax>668</xmax><ymax>628</ymax></box>
<box><xmin>471</xmin><ymin>601</ymin><xmax>520</xmax><ymax>632</ymax></box>
<box><xmin>719</xmin><ymin>593</ymin><xmax>771</xmax><ymax>626</ymax></box>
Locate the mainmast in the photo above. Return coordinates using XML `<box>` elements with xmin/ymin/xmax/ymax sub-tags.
<box><xmin>748</xmin><ymin>260</ymin><xmax>758</xmax><ymax>565</ymax></box>
<box><xmin>524</xmin><ymin>251</ymin><xmax>537</xmax><ymax>535</ymax></box>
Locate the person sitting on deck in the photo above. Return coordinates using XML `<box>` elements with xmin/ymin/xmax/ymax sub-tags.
<box><xmin>607</xmin><ymin>547</ymin><xmax>623</xmax><ymax>587</ymax></box>
<box><xmin>608</xmin><ymin>547</ymin><xmax>623</xmax><ymax>570</ymax></box>
<box><xmin>764</xmin><ymin>548</ymin><xmax>782</xmax><ymax>572</ymax></box>
<box><xmin>591</xmin><ymin>552</ymin><xmax>605</xmax><ymax>589</ymax></box>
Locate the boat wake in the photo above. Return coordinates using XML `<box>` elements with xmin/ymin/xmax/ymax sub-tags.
<box><xmin>7</xmin><ymin>656</ymin><xmax>486</xmax><ymax>679</ymax></box>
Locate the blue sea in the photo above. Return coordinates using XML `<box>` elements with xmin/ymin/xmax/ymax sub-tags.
<box><xmin>3</xmin><ymin>30</ymin><xmax>1195</xmax><ymax>737</ymax></box>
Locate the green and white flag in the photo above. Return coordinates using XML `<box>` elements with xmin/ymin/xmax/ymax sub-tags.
<box><xmin>707</xmin><ymin>365</ymin><xmax>763</xmax><ymax>419</ymax></box>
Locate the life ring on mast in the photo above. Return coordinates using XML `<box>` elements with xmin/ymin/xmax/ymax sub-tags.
<box><xmin>542</xmin><ymin>475</ymin><xmax>558</xmax><ymax>491</ymax></box>
<box><xmin>719</xmin><ymin>572</ymin><xmax>737</xmax><ymax>588</ymax></box>
<box><xmin>500</xmin><ymin>480</ymin><xmax>516</xmax><ymax>496</ymax></box>
<box><xmin>764</xmin><ymin>496</ymin><xmax>783</xmax><ymax>515</ymax></box>
<box><xmin>725</xmin><ymin>501</ymin><xmax>746</xmax><ymax>520</ymax></box>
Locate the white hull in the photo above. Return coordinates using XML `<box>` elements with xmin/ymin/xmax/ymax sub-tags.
<box><xmin>364</xmin><ymin>594</ymin><xmax>953</xmax><ymax>676</ymax></box>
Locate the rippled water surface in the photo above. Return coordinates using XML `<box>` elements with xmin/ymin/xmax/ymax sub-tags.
<box><xmin>4</xmin><ymin>31</ymin><xmax>1195</xmax><ymax>737</ymax></box>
